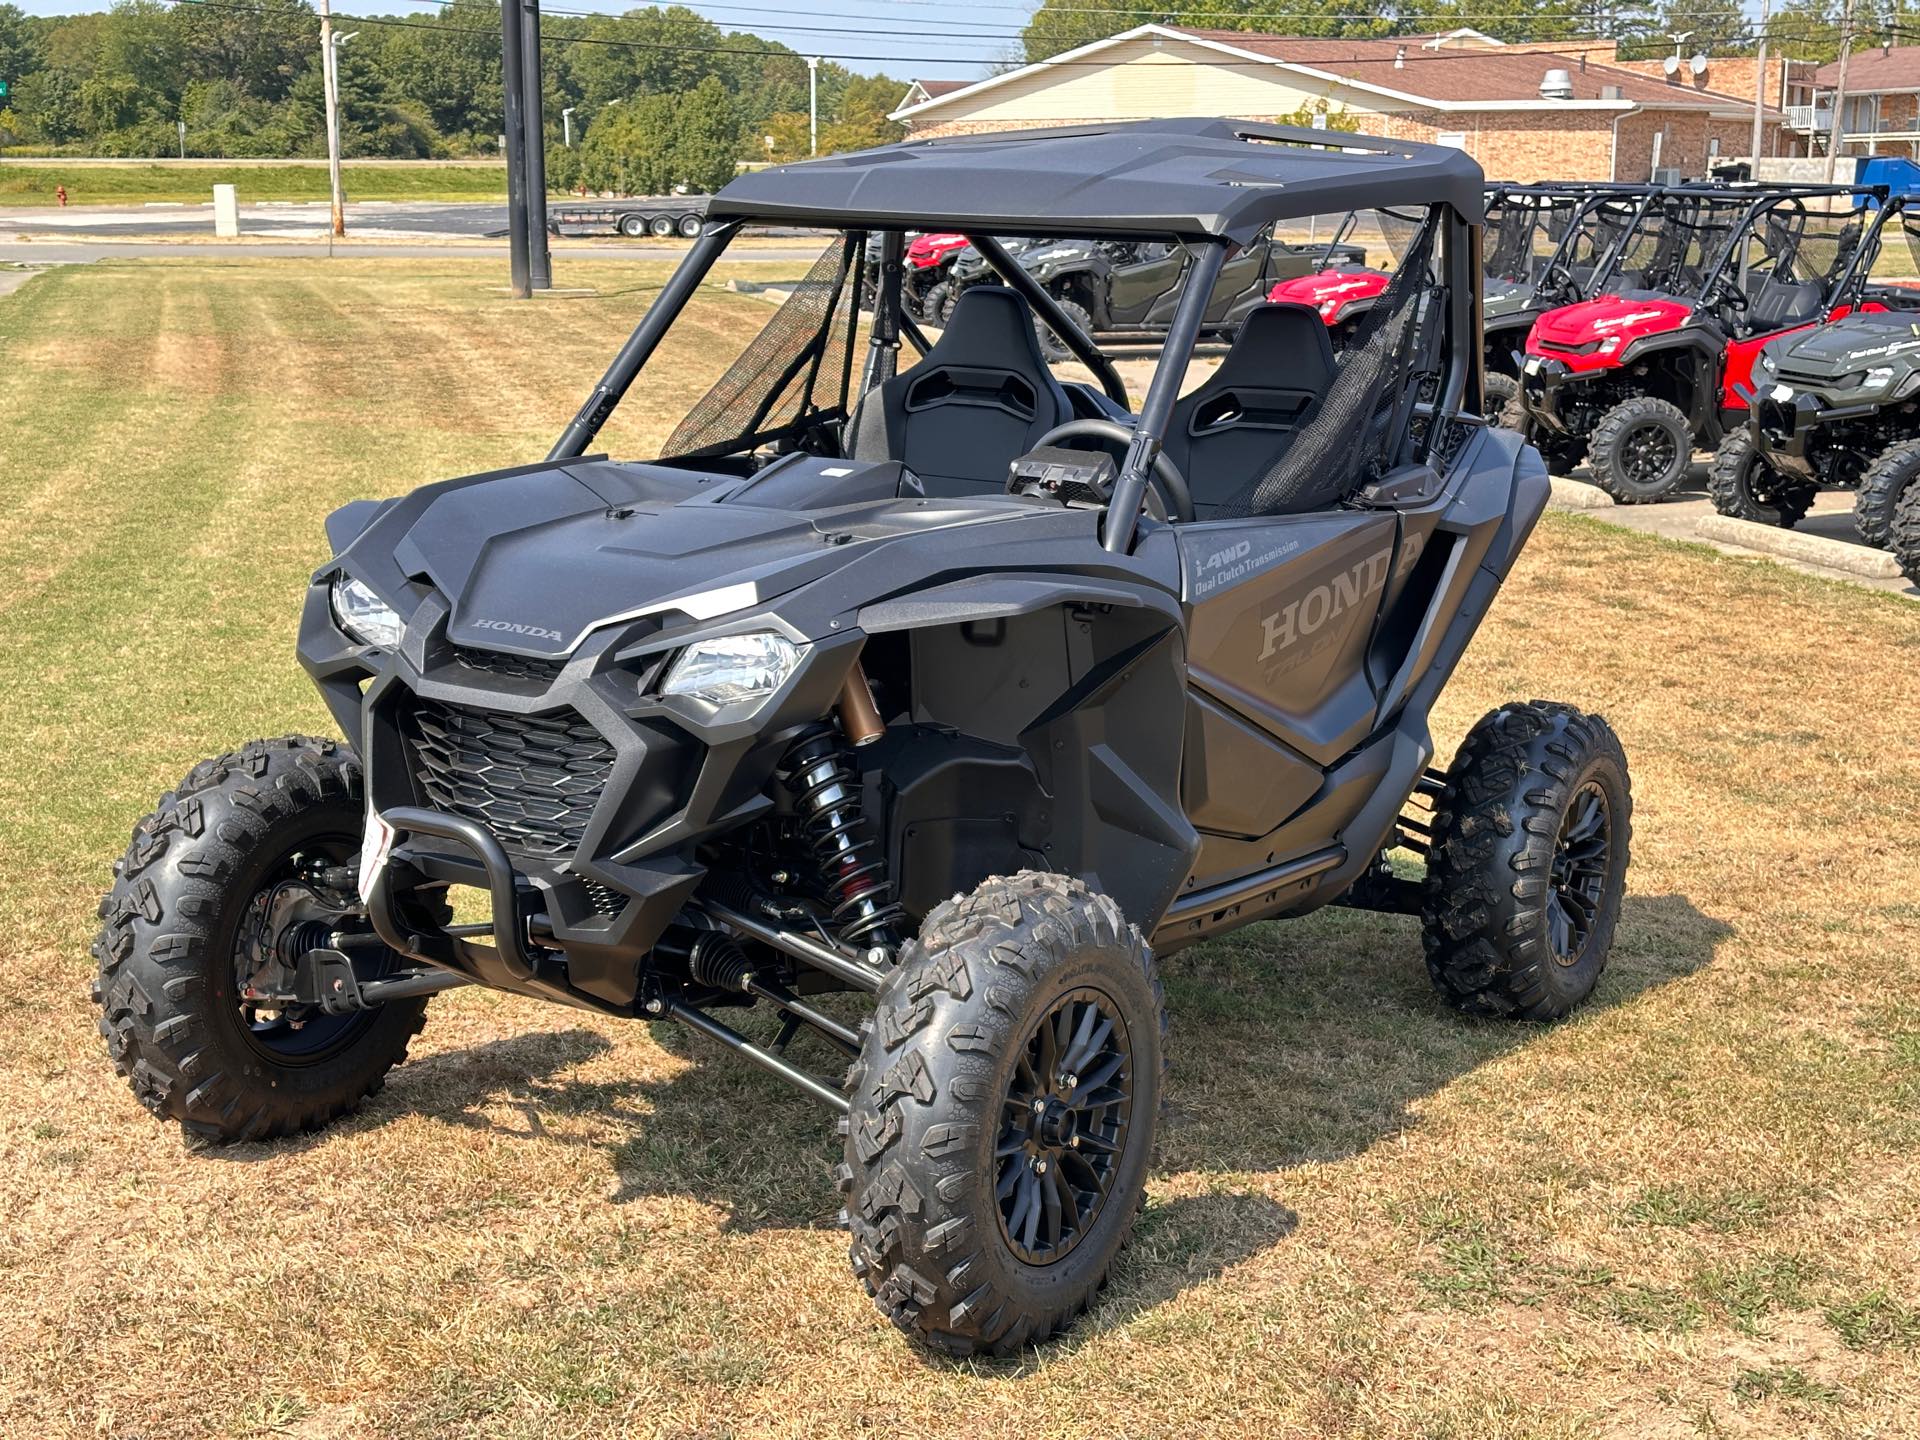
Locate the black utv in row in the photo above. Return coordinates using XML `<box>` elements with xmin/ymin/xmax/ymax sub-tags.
<box><xmin>939</xmin><ymin>220</ymin><xmax>1368</xmax><ymax>358</ymax></box>
<box><xmin>93</xmin><ymin>120</ymin><xmax>1632</xmax><ymax>1358</ymax></box>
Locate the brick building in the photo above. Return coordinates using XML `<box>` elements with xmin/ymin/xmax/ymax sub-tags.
<box><xmin>891</xmin><ymin>25</ymin><xmax>1785</xmax><ymax>182</ymax></box>
<box><xmin>1779</xmin><ymin>46</ymin><xmax>1920</xmax><ymax>159</ymax></box>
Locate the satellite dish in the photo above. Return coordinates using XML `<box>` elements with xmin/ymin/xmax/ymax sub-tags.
<box><xmin>1690</xmin><ymin>53</ymin><xmax>1709</xmax><ymax>76</ymax></box>
<box><xmin>1662</xmin><ymin>54</ymin><xmax>1680</xmax><ymax>75</ymax></box>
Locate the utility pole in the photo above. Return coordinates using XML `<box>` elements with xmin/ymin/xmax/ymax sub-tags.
<box><xmin>318</xmin><ymin>0</ymin><xmax>346</xmax><ymax>238</ymax></box>
<box><xmin>807</xmin><ymin>55</ymin><xmax>819</xmax><ymax>156</ymax></box>
<box><xmin>562</xmin><ymin>106</ymin><xmax>575</xmax><ymax>147</ymax></box>
<box><xmin>500</xmin><ymin>0</ymin><xmax>531</xmax><ymax>298</ymax></box>
<box><xmin>521</xmin><ymin>0</ymin><xmax>551</xmax><ymax>290</ymax></box>
<box><xmin>1824</xmin><ymin>0</ymin><xmax>1856</xmax><ymax>182</ymax></box>
<box><xmin>1751</xmin><ymin>0</ymin><xmax>1770</xmax><ymax>171</ymax></box>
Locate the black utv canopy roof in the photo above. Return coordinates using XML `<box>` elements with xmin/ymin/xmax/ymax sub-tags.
<box><xmin>707</xmin><ymin>118</ymin><xmax>1485</xmax><ymax>244</ymax></box>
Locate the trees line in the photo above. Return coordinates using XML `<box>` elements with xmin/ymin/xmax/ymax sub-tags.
<box><xmin>0</xmin><ymin>0</ymin><xmax>908</xmax><ymax>192</ymax></box>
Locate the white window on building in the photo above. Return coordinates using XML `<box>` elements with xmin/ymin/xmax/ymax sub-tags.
<box><xmin>1436</xmin><ymin>131</ymin><xmax>1468</xmax><ymax>149</ymax></box>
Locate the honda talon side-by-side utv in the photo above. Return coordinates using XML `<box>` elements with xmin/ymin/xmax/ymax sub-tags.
<box><xmin>1518</xmin><ymin>185</ymin><xmax>1902</xmax><ymax>502</ymax></box>
<box><xmin>92</xmin><ymin>120</ymin><xmax>1634</xmax><ymax>1358</ymax></box>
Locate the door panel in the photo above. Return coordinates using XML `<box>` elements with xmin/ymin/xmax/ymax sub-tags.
<box><xmin>1178</xmin><ymin>512</ymin><xmax>1400</xmax><ymax>769</ymax></box>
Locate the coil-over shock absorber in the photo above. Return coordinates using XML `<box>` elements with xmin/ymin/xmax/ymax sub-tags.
<box><xmin>780</xmin><ymin>721</ymin><xmax>902</xmax><ymax>949</ymax></box>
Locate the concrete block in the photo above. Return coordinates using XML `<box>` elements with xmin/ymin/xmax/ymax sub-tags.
<box><xmin>212</xmin><ymin>184</ymin><xmax>240</xmax><ymax>238</ymax></box>
<box><xmin>1695</xmin><ymin>514</ymin><xmax>1904</xmax><ymax>578</ymax></box>
<box><xmin>1548</xmin><ymin>475</ymin><xmax>1613</xmax><ymax>509</ymax></box>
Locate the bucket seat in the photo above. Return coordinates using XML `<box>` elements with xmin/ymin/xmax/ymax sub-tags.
<box><xmin>1162</xmin><ymin>302</ymin><xmax>1337</xmax><ymax>517</ymax></box>
<box><xmin>847</xmin><ymin>287</ymin><xmax>1071</xmax><ymax>498</ymax></box>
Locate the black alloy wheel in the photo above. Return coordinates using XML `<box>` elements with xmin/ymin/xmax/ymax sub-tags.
<box><xmin>994</xmin><ymin>989</ymin><xmax>1134</xmax><ymax>1264</ymax></box>
<box><xmin>1547</xmin><ymin>781</ymin><xmax>1611</xmax><ymax>967</ymax></box>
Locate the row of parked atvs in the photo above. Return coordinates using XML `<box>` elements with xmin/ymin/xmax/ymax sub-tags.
<box><xmin>887</xmin><ymin>181</ymin><xmax>1920</xmax><ymax>584</ymax></box>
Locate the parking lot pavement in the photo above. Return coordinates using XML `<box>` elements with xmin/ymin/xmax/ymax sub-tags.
<box><xmin>0</xmin><ymin>200</ymin><xmax>512</xmax><ymax>239</ymax></box>
<box><xmin>1546</xmin><ymin>460</ymin><xmax>1919</xmax><ymax>600</ymax></box>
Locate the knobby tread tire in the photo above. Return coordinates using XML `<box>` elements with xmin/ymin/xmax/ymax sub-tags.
<box><xmin>1036</xmin><ymin>298</ymin><xmax>1094</xmax><ymax>364</ymax></box>
<box><xmin>1708</xmin><ymin>427</ymin><xmax>1816</xmax><ymax>528</ymax></box>
<box><xmin>1420</xmin><ymin>702</ymin><xmax>1633</xmax><ymax>1022</ymax></box>
<box><xmin>1854</xmin><ymin>437</ymin><xmax>1920</xmax><ymax>551</ymax></box>
<box><xmin>1588</xmin><ymin>395</ymin><xmax>1694</xmax><ymax>504</ymax></box>
<box><xmin>91</xmin><ymin>735</ymin><xmax>429</xmax><ymax>1143</ymax></box>
<box><xmin>1483</xmin><ymin>372</ymin><xmax>1519</xmax><ymax>425</ymax></box>
<box><xmin>1890</xmin><ymin>467</ymin><xmax>1920</xmax><ymax>583</ymax></box>
<box><xmin>838</xmin><ymin>871</ymin><xmax>1165</xmax><ymax>1357</ymax></box>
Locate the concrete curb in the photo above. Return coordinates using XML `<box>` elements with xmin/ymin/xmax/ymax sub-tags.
<box><xmin>1548</xmin><ymin>476</ymin><xmax>1613</xmax><ymax>509</ymax></box>
<box><xmin>1694</xmin><ymin>514</ymin><xmax>1905</xmax><ymax>579</ymax></box>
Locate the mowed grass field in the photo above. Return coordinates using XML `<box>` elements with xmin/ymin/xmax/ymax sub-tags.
<box><xmin>2</xmin><ymin>258</ymin><xmax>1919</xmax><ymax>1439</ymax></box>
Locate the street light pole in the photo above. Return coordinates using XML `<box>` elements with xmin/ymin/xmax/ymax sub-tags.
<box><xmin>807</xmin><ymin>55</ymin><xmax>819</xmax><ymax>156</ymax></box>
<box><xmin>1751</xmin><ymin>0</ymin><xmax>1770</xmax><ymax>171</ymax></box>
<box><xmin>318</xmin><ymin>0</ymin><xmax>346</xmax><ymax>238</ymax></box>
<box><xmin>562</xmin><ymin>106</ymin><xmax>575</xmax><ymax>147</ymax></box>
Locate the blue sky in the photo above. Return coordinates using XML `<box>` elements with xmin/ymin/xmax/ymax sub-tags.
<box><xmin>13</xmin><ymin>0</ymin><xmax>1042</xmax><ymax>81</ymax></box>
<box><xmin>9</xmin><ymin>1</ymin><xmax>1784</xmax><ymax>84</ymax></box>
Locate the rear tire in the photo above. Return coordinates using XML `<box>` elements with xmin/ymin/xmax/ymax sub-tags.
<box><xmin>1421</xmin><ymin>703</ymin><xmax>1632</xmax><ymax>1021</ymax></box>
<box><xmin>1587</xmin><ymin>395</ymin><xmax>1694</xmax><ymax>503</ymax></box>
<box><xmin>91</xmin><ymin>736</ymin><xmax>431</xmax><ymax>1143</ymax></box>
<box><xmin>1035</xmin><ymin>298</ymin><xmax>1094</xmax><ymax>363</ymax></box>
<box><xmin>1854</xmin><ymin>438</ymin><xmax>1920</xmax><ymax>551</ymax></box>
<box><xmin>677</xmin><ymin>213</ymin><xmax>701</xmax><ymax>238</ymax></box>
<box><xmin>839</xmin><ymin>872</ymin><xmax>1164</xmax><ymax>1356</ymax></box>
<box><xmin>1708</xmin><ymin>428</ymin><xmax>1815</xmax><ymax>527</ymax></box>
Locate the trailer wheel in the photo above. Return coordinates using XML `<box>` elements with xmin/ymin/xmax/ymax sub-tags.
<box><xmin>677</xmin><ymin>213</ymin><xmax>702</xmax><ymax>238</ymax></box>
<box><xmin>648</xmin><ymin>214</ymin><xmax>676</xmax><ymax>238</ymax></box>
<box><xmin>1588</xmin><ymin>395</ymin><xmax>1695</xmax><ymax>503</ymax></box>
<box><xmin>1708</xmin><ymin>428</ymin><xmax>1815</xmax><ymax>527</ymax></box>
<box><xmin>619</xmin><ymin>214</ymin><xmax>646</xmax><ymax>238</ymax></box>
<box><xmin>840</xmin><ymin>871</ymin><xmax>1164</xmax><ymax>1357</ymax></box>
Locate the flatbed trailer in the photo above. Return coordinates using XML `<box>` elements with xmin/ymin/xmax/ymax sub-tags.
<box><xmin>548</xmin><ymin>196</ymin><xmax>708</xmax><ymax>239</ymax></box>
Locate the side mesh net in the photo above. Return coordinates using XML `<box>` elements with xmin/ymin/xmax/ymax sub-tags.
<box><xmin>662</xmin><ymin>236</ymin><xmax>861</xmax><ymax>459</ymax></box>
<box><xmin>1218</xmin><ymin>218</ymin><xmax>1440</xmax><ymax>517</ymax></box>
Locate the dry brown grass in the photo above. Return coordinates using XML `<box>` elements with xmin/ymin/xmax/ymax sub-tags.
<box><xmin>2</xmin><ymin>259</ymin><xmax>1918</xmax><ymax>1439</ymax></box>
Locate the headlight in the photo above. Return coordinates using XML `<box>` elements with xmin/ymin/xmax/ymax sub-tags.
<box><xmin>330</xmin><ymin>575</ymin><xmax>404</xmax><ymax>649</ymax></box>
<box><xmin>1896</xmin><ymin>370</ymin><xmax>1920</xmax><ymax>399</ymax></box>
<box><xmin>1865</xmin><ymin>365</ymin><xmax>1897</xmax><ymax>390</ymax></box>
<box><xmin>1752</xmin><ymin>350</ymin><xmax>1776</xmax><ymax>378</ymax></box>
<box><xmin>660</xmin><ymin>631</ymin><xmax>802</xmax><ymax>714</ymax></box>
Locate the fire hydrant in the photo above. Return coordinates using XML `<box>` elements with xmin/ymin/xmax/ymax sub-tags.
<box><xmin>55</xmin><ymin>185</ymin><xmax>68</xmax><ymax>207</ymax></box>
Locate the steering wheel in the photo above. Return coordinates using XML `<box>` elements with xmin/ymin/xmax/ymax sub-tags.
<box><xmin>1541</xmin><ymin>261</ymin><xmax>1574</xmax><ymax>301</ymax></box>
<box><xmin>1028</xmin><ymin>418</ymin><xmax>1194</xmax><ymax>524</ymax></box>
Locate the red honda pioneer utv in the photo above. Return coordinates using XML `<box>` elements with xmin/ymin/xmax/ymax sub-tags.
<box><xmin>1518</xmin><ymin>186</ymin><xmax>1895</xmax><ymax>502</ymax></box>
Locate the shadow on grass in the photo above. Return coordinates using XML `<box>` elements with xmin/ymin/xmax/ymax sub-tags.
<box><xmin>226</xmin><ymin>889</ymin><xmax>1731</xmax><ymax>1357</ymax></box>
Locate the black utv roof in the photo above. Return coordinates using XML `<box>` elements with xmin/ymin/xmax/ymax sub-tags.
<box><xmin>707</xmin><ymin>118</ymin><xmax>1484</xmax><ymax>244</ymax></box>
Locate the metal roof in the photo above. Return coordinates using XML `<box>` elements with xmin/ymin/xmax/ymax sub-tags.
<box><xmin>707</xmin><ymin>119</ymin><xmax>1485</xmax><ymax>244</ymax></box>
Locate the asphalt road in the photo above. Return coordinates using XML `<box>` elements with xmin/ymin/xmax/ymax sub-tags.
<box><xmin>0</xmin><ymin>199</ymin><xmax>526</xmax><ymax>239</ymax></box>
<box><xmin>0</xmin><ymin>238</ymin><xmax>822</xmax><ymax>263</ymax></box>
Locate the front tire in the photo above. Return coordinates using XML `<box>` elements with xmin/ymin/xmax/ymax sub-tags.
<box><xmin>91</xmin><ymin>736</ymin><xmax>431</xmax><ymax>1143</ymax></box>
<box><xmin>1483</xmin><ymin>372</ymin><xmax>1519</xmax><ymax>425</ymax></box>
<box><xmin>1421</xmin><ymin>704</ymin><xmax>1632</xmax><ymax>1021</ymax></box>
<box><xmin>1708</xmin><ymin>428</ymin><xmax>1816</xmax><ymax>527</ymax></box>
<box><xmin>1035</xmin><ymin>298</ymin><xmax>1094</xmax><ymax>363</ymax></box>
<box><xmin>1891</xmin><ymin>469</ymin><xmax>1920</xmax><ymax>584</ymax></box>
<box><xmin>1853</xmin><ymin>438</ymin><xmax>1920</xmax><ymax>551</ymax></box>
<box><xmin>1588</xmin><ymin>395</ymin><xmax>1694</xmax><ymax>503</ymax></box>
<box><xmin>839</xmin><ymin>872</ymin><xmax>1165</xmax><ymax>1356</ymax></box>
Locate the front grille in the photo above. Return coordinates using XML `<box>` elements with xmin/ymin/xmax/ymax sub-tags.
<box><xmin>404</xmin><ymin>699</ymin><xmax>616</xmax><ymax>858</ymax></box>
<box><xmin>450</xmin><ymin>646</ymin><xmax>567</xmax><ymax>685</ymax></box>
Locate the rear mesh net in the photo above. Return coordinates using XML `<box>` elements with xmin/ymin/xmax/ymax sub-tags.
<box><xmin>1218</xmin><ymin>218</ymin><xmax>1440</xmax><ymax>517</ymax></box>
<box><xmin>663</xmin><ymin>237</ymin><xmax>861</xmax><ymax>458</ymax></box>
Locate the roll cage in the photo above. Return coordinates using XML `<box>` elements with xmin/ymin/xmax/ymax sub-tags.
<box><xmin>548</xmin><ymin>120</ymin><xmax>1486</xmax><ymax>557</ymax></box>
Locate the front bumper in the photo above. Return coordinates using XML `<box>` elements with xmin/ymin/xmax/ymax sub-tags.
<box><xmin>299</xmin><ymin>579</ymin><xmax>862</xmax><ymax>1012</ymax></box>
<box><xmin>1753</xmin><ymin>386</ymin><xmax>1883</xmax><ymax>477</ymax></box>
<box><xmin>1518</xmin><ymin>354</ymin><xmax>1594</xmax><ymax>437</ymax></box>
